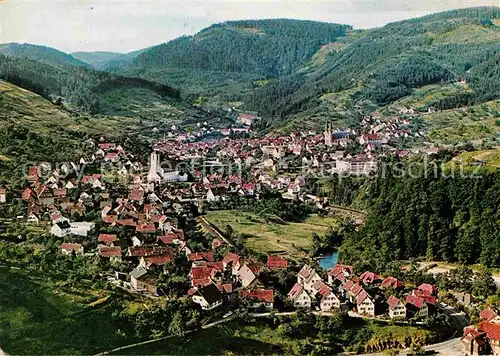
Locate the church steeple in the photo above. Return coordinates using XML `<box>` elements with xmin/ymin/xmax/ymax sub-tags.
<box><xmin>324</xmin><ymin>120</ymin><xmax>332</xmax><ymax>147</ymax></box>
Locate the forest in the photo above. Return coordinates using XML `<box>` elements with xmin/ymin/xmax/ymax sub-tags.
<box><xmin>328</xmin><ymin>155</ymin><xmax>500</xmax><ymax>270</ymax></box>
<box><xmin>244</xmin><ymin>7</ymin><xmax>500</xmax><ymax>122</ymax></box>
<box><xmin>0</xmin><ymin>54</ymin><xmax>180</xmax><ymax>113</ymax></box>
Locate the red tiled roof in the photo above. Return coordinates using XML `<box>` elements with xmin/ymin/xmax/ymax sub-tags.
<box><xmin>136</xmin><ymin>224</ymin><xmax>155</xmax><ymax>233</ymax></box>
<box><xmin>288</xmin><ymin>283</ymin><xmax>304</xmax><ymax>300</ymax></box>
<box><xmin>479</xmin><ymin>321</ymin><xmax>500</xmax><ymax>342</ymax></box>
<box><xmin>218</xmin><ymin>283</ymin><xmax>233</xmax><ymax>293</ymax></box>
<box><xmin>356</xmin><ymin>290</ymin><xmax>370</xmax><ymax>305</ymax></box>
<box><xmin>188</xmin><ymin>252</ymin><xmax>214</xmax><ymax>262</ymax></box>
<box><xmin>267</xmin><ymin>256</ymin><xmax>288</xmax><ymax>269</ymax></box>
<box><xmin>240</xmin><ymin>289</ymin><xmax>274</xmax><ymax>303</ymax></box>
<box><xmin>128</xmin><ymin>189</ymin><xmax>144</xmax><ymax>202</ymax></box>
<box><xmin>350</xmin><ymin>283</ymin><xmax>363</xmax><ymax>297</ymax></box>
<box><xmin>418</xmin><ymin>283</ymin><xmax>436</xmax><ymax>295</ymax></box>
<box><xmin>60</xmin><ymin>243</ymin><xmax>82</xmax><ymax>251</ymax></box>
<box><xmin>387</xmin><ymin>295</ymin><xmax>402</xmax><ymax>310</ymax></box>
<box><xmin>116</xmin><ymin>219</ymin><xmax>136</xmax><ymax>227</ymax></box>
<box><xmin>328</xmin><ymin>264</ymin><xmax>354</xmax><ymax>277</ymax></box>
<box><xmin>22</xmin><ymin>187</ymin><xmax>33</xmax><ymax>200</ymax></box>
<box><xmin>98</xmin><ymin>234</ymin><xmax>118</xmax><ymax>244</ymax></box>
<box><xmin>98</xmin><ymin>246</ymin><xmax>122</xmax><ymax>258</ymax></box>
<box><xmin>144</xmin><ymin>253</ymin><xmax>173</xmax><ymax>265</ymax></box>
<box><xmin>406</xmin><ymin>295</ymin><xmax>426</xmax><ymax>309</ymax></box>
<box><xmin>480</xmin><ymin>307</ymin><xmax>499</xmax><ymax>321</ymax></box>
<box><xmin>191</xmin><ymin>266</ymin><xmax>213</xmax><ymax>280</ymax></box>
<box><xmin>381</xmin><ymin>277</ymin><xmax>403</xmax><ymax>289</ymax></box>
<box><xmin>222</xmin><ymin>252</ymin><xmax>240</xmax><ymax>265</ymax></box>
<box><xmin>360</xmin><ymin>271</ymin><xmax>381</xmax><ymax>284</ymax></box>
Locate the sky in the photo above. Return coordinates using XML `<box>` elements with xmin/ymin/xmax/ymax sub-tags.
<box><xmin>1</xmin><ymin>0</ymin><xmax>499</xmax><ymax>53</ymax></box>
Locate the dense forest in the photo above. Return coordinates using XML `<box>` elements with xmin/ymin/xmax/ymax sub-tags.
<box><xmin>334</xmin><ymin>156</ymin><xmax>500</xmax><ymax>270</ymax></box>
<box><xmin>244</xmin><ymin>7</ymin><xmax>500</xmax><ymax>122</ymax></box>
<box><xmin>0</xmin><ymin>43</ymin><xmax>89</xmax><ymax>68</ymax></box>
<box><xmin>0</xmin><ymin>54</ymin><xmax>180</xmax><ymax>113</ymax></box>
<box><xmin>113</xmin><ymin>20</ymin><xmax>351</xmax><ymax>92</ymax></box>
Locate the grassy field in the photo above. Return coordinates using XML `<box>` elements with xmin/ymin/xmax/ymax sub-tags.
<box><xmin>0</xmin><ymin>267</ymin><xmax>140</xmax><ymax>355</ymax></box>
<box><xmin>114</xmin><ymin>321</ymin><xmax>291</xmax><ymax>355</ymax></box>
<box><xmin>205</xmin><ymin>210</ymin><xmax>338</xmax><ymax>255</ymax></box>
<box><xmin>423</xmin><ymin>100</ymin><xmax>500</xmax><ymax>145</ymax></box>
<box><xmin>451</xmin><ymin>149</ymin><xmax>500</xmax><ymax>168</ymax></box>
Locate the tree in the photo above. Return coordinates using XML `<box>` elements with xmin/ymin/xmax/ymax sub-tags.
<box><xmin>472</xmin><ymin>267</ymin><xmax>497</xmax><ymax>298</ymax></box>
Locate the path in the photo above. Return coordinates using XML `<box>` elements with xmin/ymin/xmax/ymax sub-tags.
<box><xmin>95</xmin><ymin>308</ymin><xmax>466</xmax><ymax>356</ymax></box>
<box><xmin>197</xmin><ymin>216</ymin><xmax>234</xmax><ymax>247</ymax></box>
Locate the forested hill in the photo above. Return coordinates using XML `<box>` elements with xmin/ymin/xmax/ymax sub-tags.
<box><xmin>244</xmin><ymin>7</ymin><xmax>500</xmax><ymax>128</ymax></box>
<box><xmin>71</xmin><ymin>48</ymin><xmax>150</xmax><ymax>70</ymax></box>
<box><xmin>71</xmin><ymin>51</ymin><xmax>123</xmax><ymax>68</ymax></box>
<box><xmin>0</xmin><ymin>53</ymin><xmax>181</xmax><ymax>115</ymax></box>
<box><xmin>0</xmin><ymin>43</ymin><xmax>89</xmax><ymax>68</ymax></box>
<box><xmin>112</xmin><ymin>19</ymin><xmax>351</xmax><ymax>93</ymax></box>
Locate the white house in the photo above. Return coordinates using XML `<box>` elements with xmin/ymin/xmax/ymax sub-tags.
<box><xmin>288</xmin><ymin>283</ymin><xmax>312</xmax><ymax>308</ymax></box>
<box><xmin>192</xmin><ymin>284</ymin><xmax>223</xmax><ymax>310</ymax></box>
<box><xmin>297</xmin><ymin>264</ymin><xmax>322</xmax><ymax>293</ymax></box>
<box><xmin>51</xmin><ymin>221</ymin><xmax>71</xmax><ymax>237</ymax></box>
<box><xmin>387</xmin><ymin>295</ymin><xmax>407</xmax><ymax>319</ymax></box>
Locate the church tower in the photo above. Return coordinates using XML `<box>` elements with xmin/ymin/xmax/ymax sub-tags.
<box><xmin>324</xmin><ymin>121</ymin><xmax>332</xmax><ymax>147</ymax></box>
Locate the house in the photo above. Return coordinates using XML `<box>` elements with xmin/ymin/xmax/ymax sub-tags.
<box><xmin>480</xmin><ymin>307</ymin><xmax>500</xmax><ymax>322</ymax></box>
<box><xmin>27</xmin><ymin>213</ymin><xmax>40</xmax><ymax>224</ymax></box>
<box><xmin>98</xmin><ymin>245</ymin><xmax>122</xmax><ymax>261</ymax></box>
<box><xmin>51</xmin><ymin>221</ymin><xmax>71</xmax><ymax>237</ymax></box>
<box><xmin>357</xmin><ymin>290</ymin><xmax>376</xmax><ymax>316</ymax></box>
<box><xmin>387</xmin><ymin>295</ymin><xmax>407</xmax><ymax>319</ymax></box>
<box><xmin>460</xmin><ymin>328</ymin><xmax>489</xmax><ymax>355</ymax></box>
<box><xmin>98</xmin><ymin>233</ymin><xmax>118</xmax><ymax>245</ymax></box>
<box><xmin>130</xmin><ymin>266</ymin><xmax>159</xmax><ymax>294</ymax></box>
<box><xmin>237</xmin><ymin>113</ymin><xmax>257</xmax><ymax>126</ymax></box>
<box><xmin>237</xmin><ymin>264</ymin><xmax>257</xmax><ymax>287</ymax></box>
<box><xmin>222</xmin><ymin>252</ymin><xmax>240</xmax><ymax>271</ymax></box>
<box><xmin>360</xmin><ymin>271</ymin><xmax>381</xmax><ymax>285</ymax></box>
<box><xmin>478</xmin><ymin>322</ymin><xmax>500</xmax><ymax>355</ymax></box>
<box><xmin>297</xmin><ymin>264</ymin><xmax>322</xmax><ymax>293</ymax></box>
<box><xmin>69</xmin><ymin>222</ymin><xmax>95</xmax><ymax>237</ymax></box>
<box><xmin>0</xmin><ymin>188</ymin><xmax>6</xmax><ymax>203</ymax></box>
<box><xmin>288</xmin><ymin>283</ymin><xmax>312</xmax><ymax>308</ymax></box>
<box><xmin>417</xmin><ymin>283</ymin><xmax>437</xmax><ymax>296</ymax></box>
<box><xmin>60</xmin><ymin>243</ymin><xmax>84</xmax><ymax>256</ymax></box>
<box><xmin>380</xmin><ymin>277</ymin><xmax>403</xmax><ymax>289</ymax></box>
<box><xmin>452</xmin><ymin>291</ymin><xmax>475</xmax><ymax>307</ymax></box>
<box><xmin>188</xmin><ymin>252</ymin><xmax>214</xmax><ymax>263</ymax></box>
<box><xmin>316</xmin><ymin>285</ymin><xmax>341</xmax><ymax>311</ymax></box>
<box><xmin>405</xmin><ymin>295</ymin><xmax>429</xmax><ymax>319</ymax></box>
<box><xmin>267</xmin><ymin>256</ymin><xmax>288</xmax><ymax>270</ymax></box>
<box><xmin>239</xmin><ymin>289</ymin><xmax>274</xmax><ymax>310</ymax></box>
<box><xmin>327</xmin><ymin>264</ymin><xmax>354</xmax><ymax>285</ymax></box>
<box><xmin>192</xmin><ymin>283</ymin><xmax>223</xmax><ymax>310</ymax></box>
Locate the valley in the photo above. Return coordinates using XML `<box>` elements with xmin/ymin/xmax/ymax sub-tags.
<box><xmin>0</xmin><ymin>5</ymin><xmax>499</xmax><ymax>356</ymax></box>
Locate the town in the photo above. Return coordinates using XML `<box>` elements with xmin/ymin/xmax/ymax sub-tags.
<box><xmin>1</xmin><ymin>107</ymin><xmax>498</xmax><ymax>355</ymax></box>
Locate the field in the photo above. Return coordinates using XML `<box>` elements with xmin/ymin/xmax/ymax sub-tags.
<box><xmin>0</xmin><ymin>267</ymin><xmax>140</xmax><ymax>355</ymax></box>
<box><xmin>424</xmin><ymin>100</ymin><xmax>500</xmax><ymax>145</ymax></box>
<box><xmin>115</xmin><ymin>318</ymin><xmax>438</xmax><ymax>355</ymax></box>
<box><xmin>451</xmin><ymin>149</ymin><xmax>500</xmax><ymax>168</ymax></box>
<box><xmin>205</xmin><ymin>210</ymin><xmax>338</xmax><ymax>255</ymax></box>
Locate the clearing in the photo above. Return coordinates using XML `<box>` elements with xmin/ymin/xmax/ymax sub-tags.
<box><xmin>205</xmin><ymin>210</ymin><xmax>337</xmax><ymax>256</ymax></box>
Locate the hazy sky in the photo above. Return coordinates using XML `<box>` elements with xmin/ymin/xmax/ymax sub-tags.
<box><xmin>1</xmin><ymin>0</ymin><xmax>498</xmax><ymax>53</ymax></box>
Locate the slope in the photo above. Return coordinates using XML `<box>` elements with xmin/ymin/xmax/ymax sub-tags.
<box><xmin>0</xmin><ymin>43</ymin><xmax>89</xmax><ymax>68</ymax></box>
<box><xmin>71</xmin><ymin>51</ymin><xmax>124</xmax><ymax>67</ymax></box>
<box><xmin>0</xmin><ymin>53</ymin><xmax>182</xmax><ymax>117</ymax></box>
<box><xmin>113</xmin><ymin>19</ymin><xmax>351</xmax><ymax>99</ymax></box>
<box><xmin>244</xmin><ymin>7</ymin><xmax>500</xmax><ymax>134</ymax></box>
